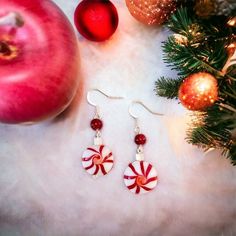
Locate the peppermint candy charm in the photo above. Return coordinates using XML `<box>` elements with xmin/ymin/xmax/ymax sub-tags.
<box><xmin>82</xmin><ymin>145</ymin><xmax>114</xmax><ymax>177</ymax></box>
<box><xmin>124</xmin><ymin>160</ymin><xmax>158</xmax><ymax>194</ymax></box>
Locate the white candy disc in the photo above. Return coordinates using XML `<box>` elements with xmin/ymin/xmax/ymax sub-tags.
<box><xmin>124</xmin><ymin>160</ymin><xmax>158</xmax><ymax>194</ymax></box>
<box><xmin>82</xmin><ymin>145</ymin><xmax>114</xmax><ymax>177</ymax></box>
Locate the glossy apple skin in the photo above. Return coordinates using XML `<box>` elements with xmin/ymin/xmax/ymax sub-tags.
<box><xmin>0</xmin><ymin>0</ymin><xmax>80</xmax><ymax>124</ymax></box>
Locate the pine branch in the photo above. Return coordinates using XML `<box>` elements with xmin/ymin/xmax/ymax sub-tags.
<box><xmin>187</xmin><ymin>109</ymin><xmax>232</xmax><ymax>147</ymax></box>
<box><xmin>162</xmin><ymin>36</ymin><xmax>227</xmax><ymax>77</ymax></box>
<box><xmin>167</xmin><ymin>7</ymin><xmax>193</xmax><ymax>35</ymax></box>
<box><xmin>167</xmin><ymin>7</ymin><xmax>236</xmax><ymax>46</ymax></box>
<box><xmin>186</xmin><ymin>104</ymin><xmax>236</xmax><ymax>163</ymax></box>
<box><xmin>157</xmin><ymin>6</ymin><xmax>236</xmax><ymax>164</ymax></box>
<box><xmin>154</xmin><ymin>77</ymin><xmax>183</xmax><ymax>99</ymax></box>
<box><xmin>187</xmin><ymin>125</ymin><xmax>231</xmax><ymax>148</ymax></box>
<box><xmin>163</xmin><ymin>7</ymin><xmax>235</xmax><ymax>77</ymax></box>
<box><xmin>228</xmin><ymin>144</ymin><xmax>236</xmax><ymax>165</ymax></box>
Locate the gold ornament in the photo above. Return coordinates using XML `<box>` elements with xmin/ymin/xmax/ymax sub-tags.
<box><xmin>194</xmin><ymin>0</ymin><xmax>215</xmax><ymax>18</ymax></box>
<box><xmin>125</xmin><ymin>0</ymin><xmax>177</xmax><ymax>25</ymax></box>
<box><xmin>178</xmin><ymin>72</ymin><xmax>218</xmax><ymax>111</ymax></box>
<box><xmin>173</xmin><ymin>33</ymin><xmax>188</xmax><ymax>46</ymax></box>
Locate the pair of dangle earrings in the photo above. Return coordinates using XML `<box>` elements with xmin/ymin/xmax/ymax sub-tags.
<box><xmin>81</xmin><ymin>89</ymin><xmax>163</xmax><ymax>195</ymax></box>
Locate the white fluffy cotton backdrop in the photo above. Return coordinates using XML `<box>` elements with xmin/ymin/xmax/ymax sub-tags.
<box><xmin>0</xmin><ymin>0</ymin><xmax>236</xmax><ymax>235</ymax></box>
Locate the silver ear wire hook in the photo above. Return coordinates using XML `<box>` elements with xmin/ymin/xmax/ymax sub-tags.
<box><xmin>129</xmin><ymin>101</ymin><xmax>163</xmax><ymax>161</ymax></box>
<box><xmin>87</xmin><ymin>88</ymin><xmax>124</xmax><ymax>118</ymax></box>
<box><xmin>129</xmin><ymin>101</ymin><xmax>164</xmax><ymax>134</ymax></box>
<box><xmin>129</xmin><ymin>101</ymin><xmax>164</xmax><ymax>119</ymax></box>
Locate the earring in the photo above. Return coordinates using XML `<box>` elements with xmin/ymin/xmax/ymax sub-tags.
<box><xmin>124</xmin><ymin>101</ymin><xmax>163</xmax><ymax>194</ymax></box>
<box><xmin>82</xmin><ymin>89</ymin><xmax>123</xmax><ymax>178</ymax></box>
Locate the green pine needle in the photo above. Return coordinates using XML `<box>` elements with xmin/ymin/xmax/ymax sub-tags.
<box><xmin>162</xmin><ymin>34</ymin><xmax>227</xmax><ymax>78</ymax></box>
<box><xmin>155</xmin><ymin>77</ymin><xmax>183</xmax><ymax>99</ymax></box>
<box><xmin>167</xmin><ymin>7</ymin><xmax>193</xmax><ymax>35</ymax></box>
<box><xmin>228</xmin><ymin>144</ymin><xmax>236</xmax><ymax>165</ymax></box>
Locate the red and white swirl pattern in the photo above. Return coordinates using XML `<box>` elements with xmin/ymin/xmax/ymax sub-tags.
<box><xmin>124</xmin><ymin>160</ymin><xmax>158</xmax><ymax>194</ymax></box>
<box><xmin>82</xmin><ymin>145</ymin><xmax>114</xmax><ymax>177</ymax></box>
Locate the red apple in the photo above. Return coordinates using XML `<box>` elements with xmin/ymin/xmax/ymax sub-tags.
<box><xmin>0</xmin><ymin>0</ymin><xmax>80</xmax><ymax>124</ymax></box>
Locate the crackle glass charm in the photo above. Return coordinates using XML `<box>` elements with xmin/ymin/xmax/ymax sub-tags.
<box><xmin>82</xmin><ymin>145</ymin><xmax>114</xmax><ymax>177</ymax></box>
<box><xmin>124</xmin><ymin>160</ymin><xmax>158</xmax><ymax>194</ymax></box>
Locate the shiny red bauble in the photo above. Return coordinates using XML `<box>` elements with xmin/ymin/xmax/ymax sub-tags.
<box><xmin>74</xmin><ymin>0</ymin><xmax>119</xmax><ymax>42</ymax></box>
<box><xmin>135</xmin><ymin>134</ymin><xmax>147</xmax><ymax>145</ymax></box>
<box><xmin>178</xmin><ymin>72</ymin><xmax>218</xmax><ymax>111</ymax></box>
<box><xmin>0</xmin><ymin>0</ymin><xmax>80</xmax><ymax>124</ymax></box>
<box><xmin>90</xmin><ymin>118</ymin><xmax>103</xmax><ymax>130</ymax></box>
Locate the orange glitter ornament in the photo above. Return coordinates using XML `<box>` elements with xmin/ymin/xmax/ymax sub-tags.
<box><xmin>178</xmin><ymin>72</ymin><xmax>218</xmax><ymax>111</ymax></box>
<box><xmin>125</xmin><ymin>0</ymin><xmax>177</xmax><ymax>25</ymax></box>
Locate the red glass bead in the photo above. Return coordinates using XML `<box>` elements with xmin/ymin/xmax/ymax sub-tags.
<box><xmin>134</xmin><ymin>134</ymin><xmax>147</xmax><ymax>145</ymax></box>
<box><xmin>90</xmin><ymin>118</ymin><xmax>103</xmax><ymax>130</ymax></box>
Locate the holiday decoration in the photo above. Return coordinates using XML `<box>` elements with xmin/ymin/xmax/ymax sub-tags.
<box><xmin>125</xmin><ymin>0</ymin><xmax>177</xmax><ymax>25</ymax></box>
<box><xmin>74</xmin><ymin>0</ymin><xmax>119</xmax><ymax>42</ymax></box>
<box><xmin>82</xmin><ymin>89</ymin><xmax>123</xmax><ymax>177</ymax></box>
<box><xmin>124</xmin><ymin>161</ymin><xmax>158</xmax><ymax>194</ymax></box>
<box><xmin>195</xmin><ymin>0</ymin><xmax>236</xmax><ymax>18</ymax></box>
<box><xmin>178</xmin><ymin>72</ymin><xmax>218</xmax><ymax>111</ymax></box>
<box><xmin>82</xmin><ymin>145</ymin><xmax>114</xmax><ymax>177</ymax></box>
<box><xmin>222</xmin><ymin>42</ymin><xmax>236</xmax><ymax>74</ymax></box>
<box><xmin>226</xmin><ymin>42</ymin><xmax>236</xmax><ymax>56</ymax></box>
<box><xmin>0</xmin><ymin>0</ymin><xmax>79</xmax><ymax>124</ymax></box>
<box><xmin>155</xmin><ymin>7</ymin><xmax>236</xmax><ymax>164</ymax></box>
<box><xmin>82</xmin><ymin>114</ymin><xmax>115</xmax><ymax>177</ymax></box>
<box><xmin>124</xmin><ymin>101</ymin><xmax>160</xmax><ymax>194</ymax></box>
<box><xmin>194</xmin><ymin>0</ymin><xmax>215</xmax><ymax>18</ymax></box>
<box><xmin>227</xmin><ymin>17</ymin><xmax>236</xmax><ymax>27</ymax></box>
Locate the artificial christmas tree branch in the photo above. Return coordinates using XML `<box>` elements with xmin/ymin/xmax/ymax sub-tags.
<box><xmin>155</xmin><ymin>6</ymin><xmax>236</xmax><ymax>164</ymax></box>
<box><xmin>154</xmin><ymin>77</ymin><xmax>183</xmax><ymax>99</ymax></box>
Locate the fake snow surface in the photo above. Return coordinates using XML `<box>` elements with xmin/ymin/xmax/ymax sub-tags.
<box><xmin>0</xmin><ymin>1</ymin><xmax>235</xmax><ymax>235</ymax></box>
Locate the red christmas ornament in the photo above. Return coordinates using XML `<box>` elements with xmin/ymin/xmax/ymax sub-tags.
<box><xmin>74</xmin><ymin>0</ymin><xmax>119</xmax><ymax>42</ymax></box>
<box><xmin>178</xmin><ymin>72</ymin><xmax>218</xmax><ymax>111</ymax></box>
<box><xmin>125</xmin><ymin>0</ymin><xmax>177</xmax><ymax>25</ymax></box>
